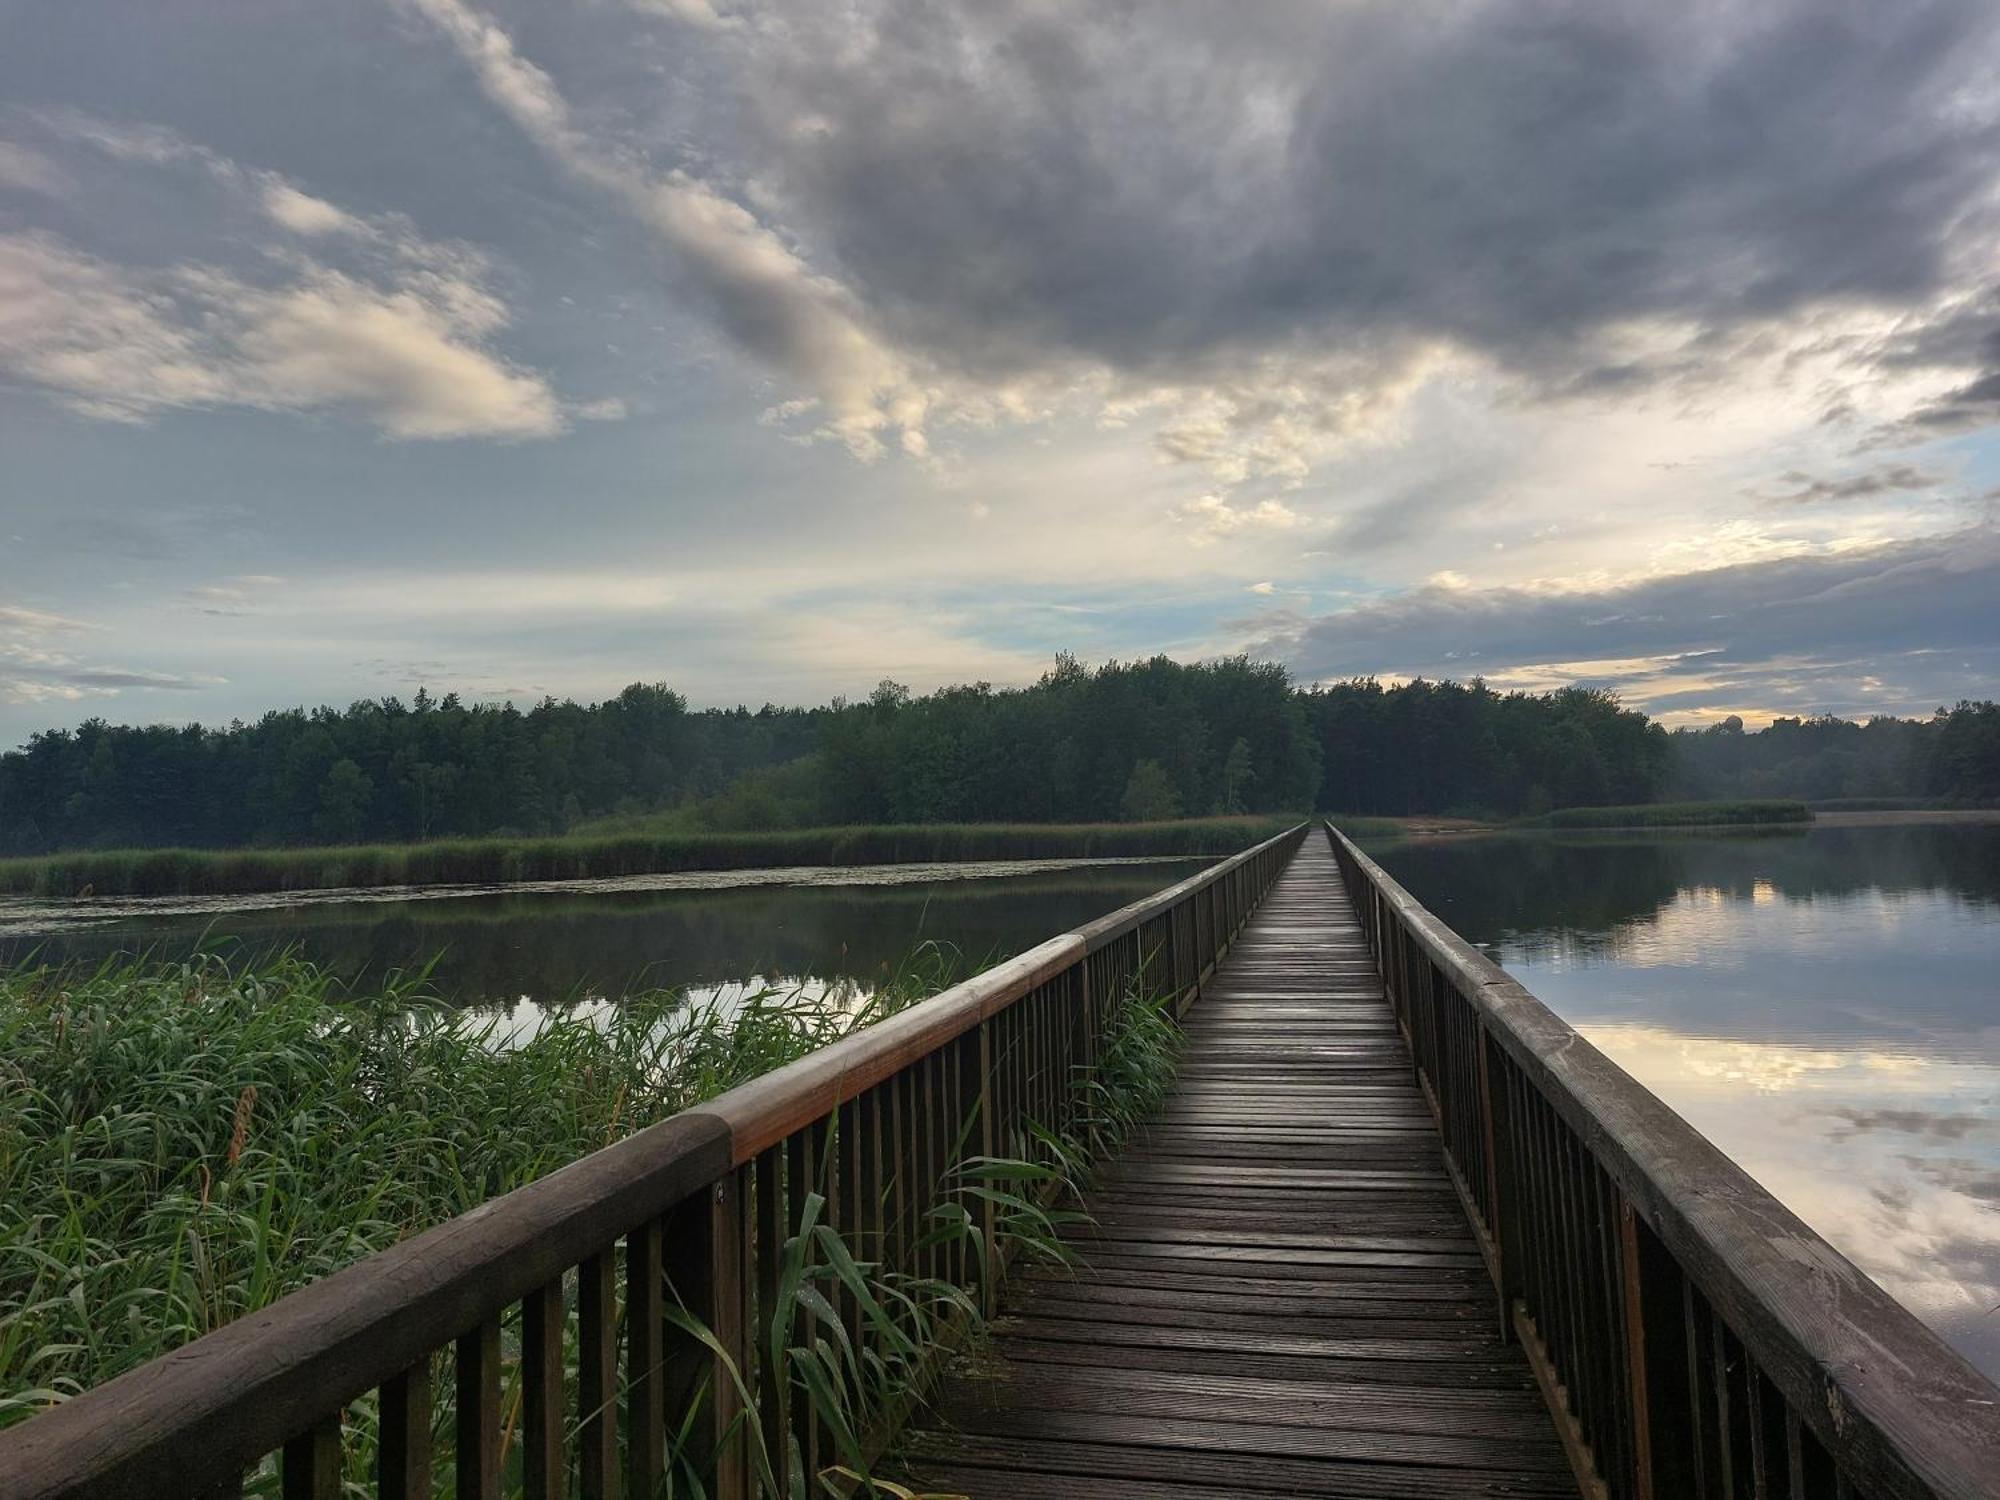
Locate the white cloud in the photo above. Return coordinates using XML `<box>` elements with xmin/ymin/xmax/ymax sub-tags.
<box><xmin>0</xmin><ymin>231</ymin><xmax>564</xmax><ymax>438</ymax></box>
<box><xmin>619</xmin><ymin>0</ymin><xmax>733</xmax><ymax>28</ymax></box>
<box><xmin>1</xmin><ymin>115</ymin><xmax>584</xmax><ymax>439</ymax></box>
<box><xmin>0</xmin><ymin>605</ymin><xmax>95</xmax><ymax>632</ymax></box>
<box><xmin>1173</xmin><ymin>492</ymin><xmax>1302</xmax><ymax>545</ymax></box>
<box><xmin>261</xmin><ymin>182</ymin><xmax>372</xmax><ymax>238</ymax></box>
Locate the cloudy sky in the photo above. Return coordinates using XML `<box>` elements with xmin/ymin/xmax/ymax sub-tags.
<box><xmin>4</xmin><ymin>0</ymin><xmax>1999</xmax><ymax>747</ymax></box>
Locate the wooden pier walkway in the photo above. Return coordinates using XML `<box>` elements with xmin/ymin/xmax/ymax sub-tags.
<box><xmin>903</xmin><ymin>835</ymin><xmax>1576</xmax><ymax>1498</ymax></box>
<box><xmin>16</xmin><ymin>825</ymin><xmax>1991</xmax><ymax>1500</ymax></box>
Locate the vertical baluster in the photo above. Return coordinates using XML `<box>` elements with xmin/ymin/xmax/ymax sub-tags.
<box><xmin>803</xmin><ymin>1119</ymin><xmax>832</xmax><ymax>1483</ymax></box>
<box><xmin>1785</xmin><ymin>1408</ymin><xmax>1839</xmax><ymax>1499</ymax></box>
<box><xmin>1619</xmin><ymin>1200</ymin><xmax>1696</xmax><ymax>1500</ymax></box>
<box><xmin>1751</xmin><ymin>1369</ymin><xmax>1790</xmax><ymax>1500</ymax></box>
<box><xmin>887</xmin><ymin>1068</ymin><xmax>910</xmax><ymax>1271</ymax></box>
<box><xmin>665</xmin><ymin>1173</ymin><xmax>747</xmax><ymax>1496</ymax></box>
<box><xmin>523</xmin><ymin>1279</ymin><xmax>566</xmax><ymax>1500</ymax></box>
<box><xmin>783</xmin><ymin>1126</ymin><xmax>817</xmax><ymax>1487</ymax></box>
<box><xmin>1528</xmin><ymin>1097</ymin><xmax>1561</xmax><ymax>1379</ymax></box>
<box><xmin>754</xmin><ymin>1147</ymin><xmax>790</xmax><ymax>1498</ymax></box>
<box><xmin>1576</xmin><ymin>1156</ymin><xmax>1614</xmax><ymax>1487</ymax></box>
<box><xmin>1712</xmin><ymin>1309</ymin><xmax>1744</xmax><ymax>1498</ymax></box>
<box><xmin>1555</xmin><ymin>1127</ymin><xmax>1589</xmax><ymax>1441</ymax></box>
<box><xmin>1684</xmin><ymin>1281</ymin><xmax>1719</xmax><ymax>1498</ymax></box>
<box><xmin>578</xmin><ymin>1250</ymin><xmax>619</xmax><ymax>1500</ymax></box>
<box><xmin>1037</xmin><ymin>985</ymin><xmax>1054</xmax><ymax>1127</ymax></box>
<box><xmin>627</xmin><ymin>1218</ymin><xmax>666</xmax><ymax>1497</ymax></box>
<box><xmin>727</xmin><ymin>1163</ymin><xmax>753</xmax><ymax>1498</ymax></box>
<box><xmin>945</xmin><ymin>1039</ymin><xmax>969</xmax><ymax>1292</ymax></box>
<box><xmin>282</xmin><ymin>1416</ymin><xmax>341</xmax><ymax>1500</ymax></box>
<box><xmin>1602</xmin><ymin>1167</ymin><xmax>1635</xmax><ymax>1497</ymax></box>
<box><xmin>1476</xmin><ymin>1026</ymin><xmax>1506</xmax><ymax>1328</ymax></box>
<box><xmin>838</xmin><ymin>1096</ymin><xmax>865</xmax><ymax>1361</ymax></box>
<box><xmin>456</xmin><ymin>1318</ymin><xmax>502</xmax><ymax>1500</ymax></box>
<box><xmin>1746</xmin><ymin>1365</ymin><xmax>1771</xmax><ymax>1500</ymax></box>
<box><xmin>973</xmin><ymin>1019</ymin><xmax>1000</xmax><ymax>1311</ymax></box>
<box><xmin>380</xmin><ymin>1358</ymin><xmax>433</xmax><ymax>1500</ymax></box>
<box><xmin>866</xmin><ymin>1085</ymin><xmax>886</xmax><ymax>1269</ymax></box>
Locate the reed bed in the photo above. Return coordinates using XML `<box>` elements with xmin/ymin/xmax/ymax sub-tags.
<box><xmin>0</xmin><ymin>817</ymin><xmax>1296</xmax><ymax>900</ymax></box>
<box><xmin>1520</xmin><ymin>798</ymin><xmax>1811</xmax><ymax>829</ymax></box>
<box><xmin>0</xmin><ymin>945</ymin><xmax>964</xmax><ymax>1426</ymax></box>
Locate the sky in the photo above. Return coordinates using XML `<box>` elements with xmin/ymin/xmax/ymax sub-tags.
<box><xmin>3</xmin><ymin>0</ymin><xmax>1999</xmax><ymax>749</ymax></box>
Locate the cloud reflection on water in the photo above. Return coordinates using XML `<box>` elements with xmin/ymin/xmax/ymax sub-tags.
<box><xmin>1579</xmin><ymin>1022</ymin><xmax>2000</xmax><ymax>1375</ymax></box>
<box><xmin>1380</xmin><ymin>821</ymin><xmax>2000</xmax><ymax>1381</ymax></box>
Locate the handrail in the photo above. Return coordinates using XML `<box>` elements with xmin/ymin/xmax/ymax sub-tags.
<box><xmin>1324</xmin><ymin>820</ymin><xmax>2000</xmax><ymax>1500</ymax></box>
<box><xmin>1</xmin><ymin>822</ymin><xmax>1308</xmax><ymax>1500</ymax></box>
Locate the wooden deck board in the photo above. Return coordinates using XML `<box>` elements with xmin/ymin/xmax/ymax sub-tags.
<box><xmin>899</xmin><ymin>838</ymin><xmax>1572</xmax><ymax>1498</ymax></box>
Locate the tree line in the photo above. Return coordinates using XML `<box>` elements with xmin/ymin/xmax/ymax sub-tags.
<box><xmin>1</xmin><ymin>656</ymin><xmax>1994</xmax><ymax>854</ymax></box>
<box><xmin>1667</xmin><ymin>704</ymin><xmax>2000</xmax><ymax>805</ymax></box>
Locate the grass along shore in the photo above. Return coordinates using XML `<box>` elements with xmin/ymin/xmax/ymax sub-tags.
<box><xmin>1332</xmin><ymin>800</ymin><xmax>1815</xmax><ymax>840</ymax></box>
<box><xmin>1520</xmin><ymin>798</ymin><xmax>1812</xmax><ymax>829</ymax></box>
<box><xmin>0</xmin><ymin>942</ymin><xmax>974</xmax><ymax>1425</ymax></box>
<box><xmin>0</xmin><ymin>815</ymin><xmax>1297</xmax><ymax>900</ymax></box>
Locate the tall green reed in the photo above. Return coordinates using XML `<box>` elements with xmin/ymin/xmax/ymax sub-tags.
<box><xmin>0</xmin><ymin>944</ymin><xmax>962</xmax><ymax>1425</ymax></box>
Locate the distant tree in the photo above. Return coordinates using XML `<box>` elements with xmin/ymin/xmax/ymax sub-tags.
<box><xmin>1927</xmin><ymin>701</ymin><xmax>2000</xmax><ymax>802</ymax></box>
<box><xmin>1220</xmin><ymin>737</ymin><xmax>1256</xmax><ymax>813</ymax></box>
<box><xmin>1120</xmin><ymin>759</ymin><xmax>1183</xmax><ymax>821</ymax></box>
<box><xmin>315</xmin><ymin>759</ymin><xmax>374</xmax><ymax>844</ymax></box>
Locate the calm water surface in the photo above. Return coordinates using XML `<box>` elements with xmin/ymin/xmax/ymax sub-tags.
<box><xmin>0</xmin><ymin>857</ymin><xmax>1206</xmax><ymax>1011</ymax></box>
<box><xmin>1373</xmin><ymin>820</ymin><xmax>2000</xmax><ymax>1382</ymax></box>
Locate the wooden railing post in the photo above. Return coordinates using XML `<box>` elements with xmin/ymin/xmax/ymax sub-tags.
<box><xmin>1620</xmin><ymin>1200</ymin><xmax>1698</xmax><ymax>1500</ymax></box>
<box><xmin>627</xmin><ymin>1219</ymin><xmax>666</xmax><ymax>1496</ymax></box>
<box><xmin>974</xmin><ymin>1019</ymin><xmax>1000</xmax><ymax>1314</ymax></box>
<box><xmin>1477</xmin><ymin>1026</ymin><xmax>1516</xmax><ymax>1343</ymax></box>
<box><xmin>379</xmin><ymin>1360</ymin><xmax>432</xmax><ymax>1500</ymax></box>
<box><xmin>578</xmin><ymin>1250</ymin><xmax>620</xmax><ymax>1500</ymax></box>
<box><xmin>522</xmin><ymin>1280</ymin><xmax>567</xmax><ymax>1500</ymax></box>
<box><xmin>280</xmin><ymin>1418</ymin><xmax>340</xmax><ymax>1500</ymax></box>
<box><xmin>664</xmin><ymin>1172</ymin><xmax>749</xmax><ymax>1498</ymax></box>
<box><xmin>456</xmin><ymin>1318</ymin><xmax>502</xmax><ymax>1500</ymax></box>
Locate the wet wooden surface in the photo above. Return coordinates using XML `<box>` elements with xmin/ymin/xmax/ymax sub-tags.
<box><xmin>901</xmin><ymin>836</ymin><xmax>1576</xmax><ymax>1499</ymax></box>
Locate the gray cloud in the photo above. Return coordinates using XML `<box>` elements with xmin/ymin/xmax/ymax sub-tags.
<box><xmin>728</xmin><ymin>2</ymin><xmax>2000</xmax><ymax>400</ymax></box>
<box><xmin>1257</xmin><ymin>526</ymin><xmax>2000</xmax><ymax>716</ymax></box>
<box><xmin>1767</xmin><ymin>465</ymin><xmax>1944</xmax><ymax>504</ymax></box>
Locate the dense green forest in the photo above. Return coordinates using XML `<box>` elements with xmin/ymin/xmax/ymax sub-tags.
<box><xmin>1</xmin><ymin>655</ymin><xmax>1996</xmax><ymax>855</ymax></box>
<box><xmin>1667</xmin><ymin>706</ymin><xmax>2000</xmax><ymax>804</ymax></box>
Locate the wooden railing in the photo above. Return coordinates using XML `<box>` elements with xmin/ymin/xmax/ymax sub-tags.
<box><xmin>1</xmin><ymin>824</ymin><xmax>1306</xmax><ymax>1500</ymax></box>
<box><xmin>1325</xmin><ymin>822</ymin><xmax>2000</xmax><ymax>1500</ymax></box>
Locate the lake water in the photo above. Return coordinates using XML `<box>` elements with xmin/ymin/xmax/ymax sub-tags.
<box><xmin>0</xmin><ymin>857</ymin><xmax>1206</xmax><ymax>1012</ymax></box>
<box><xmin>7</xmin><ymin>824</ymin><xmax>1994</xmax><ymax>1382</ymax></box>
<box><xmin>1370</xmin><ymin>819</ymin><xmax>2000</xmax><ymax>1384</ymax></box>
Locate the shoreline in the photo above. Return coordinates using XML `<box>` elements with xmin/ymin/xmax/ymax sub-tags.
<box><xmin>1360</xmin><ymin>807</ymin><xmax>2000</xmax><ymax>842</ymax></box>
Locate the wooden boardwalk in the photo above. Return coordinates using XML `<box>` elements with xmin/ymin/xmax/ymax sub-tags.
<box><xmin>902</xmin><ymin>836</ymin><xmax>1576</xmax><ymax>1498</ymax></box>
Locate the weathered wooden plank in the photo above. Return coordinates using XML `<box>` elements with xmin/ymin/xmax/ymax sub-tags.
<box><xmin>898</xmin><ymin>837</ymin><xmax>1574</xmax><ymax>1498</ymax></box>
<box><xmin>903</xmin><ymin>1436</ymin><xmax>1581</xmax><ymax>1499</ymax></box>
<box><xmin>935</xmin><ymin>1408</ymin><xmax>1572</xmax><ymax>1475</ymax></box>
<box><xmin>993</xmin><ymin>1332</ymin><xmax>1542</xmax><ymax>1389</ymax></box>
